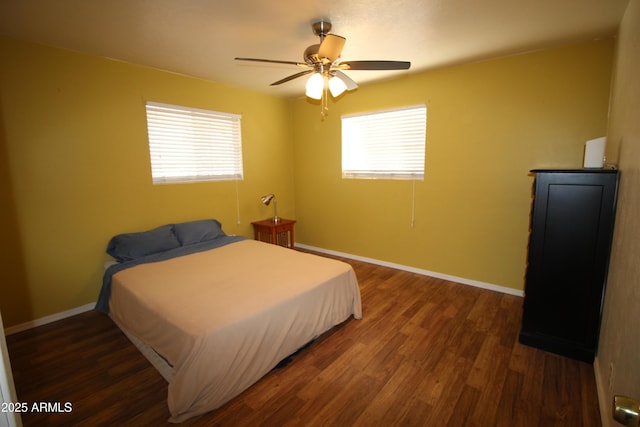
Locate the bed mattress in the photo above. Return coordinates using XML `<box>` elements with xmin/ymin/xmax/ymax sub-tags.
<box><xmin>108</xmin><ymin>239</ymin><xmax>362</xmax><ymax>422</ymax></box>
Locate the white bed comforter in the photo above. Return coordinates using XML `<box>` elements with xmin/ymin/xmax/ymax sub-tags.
<box><xmin>109</xmin><ymin>239</ymin><xmax>362</xmax><ymax>422</ymax></box>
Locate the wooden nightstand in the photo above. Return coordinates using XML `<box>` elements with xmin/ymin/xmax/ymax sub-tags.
<box><xmin>251</xmin><ymin>218</ymin><xmax>296</xmax><ymax>249</ymax></box>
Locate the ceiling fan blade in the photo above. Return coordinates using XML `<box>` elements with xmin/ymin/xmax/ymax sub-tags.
<box><xmin>235</xmin><ymin>57</ymin><xmax>309</xmax><ymax>68</ymax></box>
<box><xmin>270</xmin><ymin>69</ymin><xmax>314</xmax><ymax>86</ymax></box>
<box><xmin>334</xmin><ymin>70</ymin><xmax>358</xmax><ymax>91</ymax></box>
<box><xmin>318</xmin><ymin>34</ymin><xmax>346</xmax><ymax>62</ymax></box>
<box><xmin>340</xmin><ymin>60</ymin><xmax>411</xmax><ymax>70</ymax></box>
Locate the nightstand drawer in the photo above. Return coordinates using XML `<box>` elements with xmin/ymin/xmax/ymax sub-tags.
<box><xmin>251</xmin><ymin>218</ymin><xmax>296</xmax><ymax>248</ymax></box>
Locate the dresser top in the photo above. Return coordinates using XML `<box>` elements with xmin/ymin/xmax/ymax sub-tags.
<box><xmin>530</xmin><ymin>168</ymin><xmax>618</xmax><ymax>174</ymax></box>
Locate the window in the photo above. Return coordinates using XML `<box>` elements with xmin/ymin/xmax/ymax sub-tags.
<box><xmin>342</xmin><ymin>105</ymin><xmax>426</xmax><ymax>180</ymax></box>
<box><xmin>145</xmin><ymin>101</ymin><xmax>243</xmax><ymax>184</ymax></box>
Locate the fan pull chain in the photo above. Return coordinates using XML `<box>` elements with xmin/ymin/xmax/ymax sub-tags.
<box><xmin>321</xmin><ymin>80</ymin><xmax>329</xmax><ymax>117</ymax></box>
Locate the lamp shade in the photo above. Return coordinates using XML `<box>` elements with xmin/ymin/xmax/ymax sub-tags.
<box><xmin>260</xmin><ymin>193</ymin><xmax>279</xmax><ymax>222</ymax></box>
<box><xmin>305</xmin><ymin>73</ymin><xmax>324</xmax><ymax>100</ymax></box>
<box><xmin>329</xmin><ymin>75</ymin><xmax>347</xmax><ymax>97</ymax></box>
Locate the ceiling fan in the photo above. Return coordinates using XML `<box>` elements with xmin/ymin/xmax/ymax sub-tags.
<box><xmin>235</xmin><ymin>19</ymin><xmax>411</xmax><ymax>101</ymax></box>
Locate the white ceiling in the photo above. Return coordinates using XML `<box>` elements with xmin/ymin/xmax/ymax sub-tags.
<box><xmin>0</xmin><ymin>0</ymin><xmax>630</xmax><ymax>99</ymax></box>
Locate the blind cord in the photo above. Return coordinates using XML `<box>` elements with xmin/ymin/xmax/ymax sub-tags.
<box><xmin>411</xmin><ymin>180</ymin><xmax>416</xmax><ymax>228</ymax></box>
<box><xmin>235</xmin><ymin>180</ymin><xmax>241</xmax><ymax>225</ymax></box>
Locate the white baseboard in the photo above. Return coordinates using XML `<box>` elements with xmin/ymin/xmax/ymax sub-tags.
<box><xmin>296</xmin><ymin>243</ymin><xmax>524</xmax><ymax>297</ymax></box>
<box><xmin>4</xmin><ymin>303</ymin><xmax>95</xmax><ymax>336</ymax></box>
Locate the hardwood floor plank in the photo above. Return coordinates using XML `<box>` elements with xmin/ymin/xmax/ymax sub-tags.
<box><xmin>495</xmin><ymin>369</ymin><xmax>527</xmax><ymax>427</ymax></box>
<box><xmin>353</xmin><ymin>360</ymin><xmax>425</xmax><ymax>425</ymax></box>
<box><xmin>423</xmin><ymin>353</ymin><xmax>473</xmax><ymax>425</ymax></box>
<box><xmin>446</xmin><ymin>384</ymin><xmax>482</xmax><ymax>427</ymax></box>
<box><xmin>393</xmin><ymin>397</ymin><xmax>433</xmax><ymax>427</ymax></box>
<box><xmin>6</xmin><ymin>252</ymin><xmax>602</xmax><ymax>426</ymax></box>
<box><xmin>308</xmin><ymin>373</ymin><xmax>381</xmax><ymax>427</ymax></box>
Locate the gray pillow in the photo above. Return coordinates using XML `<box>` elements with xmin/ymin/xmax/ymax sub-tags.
<box><xmin>106</xmin><ymin>224</ymin><xmax>180</xmax><ymax>262</ymax></box>
<box><xmin>173</xmin><ymin>219</ymin><xmax>226</xmax><ymax>246</ymax></box>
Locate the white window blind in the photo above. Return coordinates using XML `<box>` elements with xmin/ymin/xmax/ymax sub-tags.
<box><xmin>145</xmin><ymin>101</ymin><xmax>243</xmax><ymax>184</ymax></box>
<box><xmin>342</xmin><ymin>105</ymin><xmax>426</xmax><ymax>180</ymax></box>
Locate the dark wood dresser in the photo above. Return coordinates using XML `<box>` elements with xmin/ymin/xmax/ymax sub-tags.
<box><xmin>519</xmin><ymin>169</ymin><xmax>619</xmax><ymax>362</ymax></box>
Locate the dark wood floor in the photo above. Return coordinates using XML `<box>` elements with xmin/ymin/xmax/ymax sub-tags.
<box><xmin>6</xmin><ymin>253</ymin><xmax>601</xmax><ymax>426</ymax></box>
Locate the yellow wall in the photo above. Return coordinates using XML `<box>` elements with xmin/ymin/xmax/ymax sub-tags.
<box><xmin>291</xmin><ymin>39</ymin><xmax>614</xmax><ymax>291</ymax></box>
<box><xmin>0</xmin><ymin>36</ymin><xmax>294</xmax><ymax>327</ymax></box>
<box><xmin>0</xmin><ymin>36</ymin><xmax>615</xmax><ymax>328</ymax></box>
<box><xmin>0</xmin><ymin>95</ymin><xmax>31</xmax><ymax>325</ymax></box>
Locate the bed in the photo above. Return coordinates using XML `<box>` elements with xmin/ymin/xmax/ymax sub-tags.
<box><xmin>95</xmin><ymin>219</ymin><xmax>362</xmax><ymax>423</ymax></box>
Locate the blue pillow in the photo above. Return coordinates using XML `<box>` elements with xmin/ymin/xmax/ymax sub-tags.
<box><xmin>106</xmin><ymin>224</ymin><xmax>181</xmax><ymax>262</ymax></box>
<box><xmin>173</xmin><ymin>219</ymin><xmax>226</xmax><ymax>246</ymax></box>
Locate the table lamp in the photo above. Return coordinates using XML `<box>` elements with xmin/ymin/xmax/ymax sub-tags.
<box><xmin>260</xmin><ymin>193</ymin><xmax>279</xmax><ymax>222</ymax></box>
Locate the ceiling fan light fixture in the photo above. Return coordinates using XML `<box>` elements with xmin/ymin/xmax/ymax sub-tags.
<box><xmin>329</xmin><ymin>75</ymin><xmax>347</xmax><ymax>97</ymax></box>
<box><xmin>235</xmin><ymin>20</ymin><xmax>410</xmax><ymax>111</ymax></box>
<box><xmin>305</xmin><ymin>72</ymin><xmax>324</xmax><ymax>100</ymax></box>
